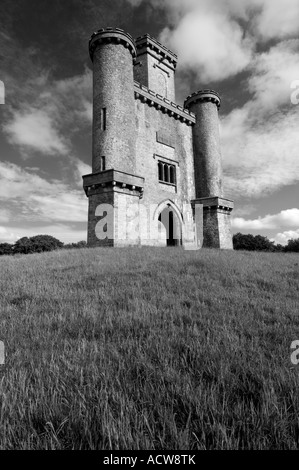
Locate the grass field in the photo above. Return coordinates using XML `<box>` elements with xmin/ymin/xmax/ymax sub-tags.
<box><xmin>0</xmin><ymin>246</ymin><xmax>298</xmax><ymax>450</ymax></box>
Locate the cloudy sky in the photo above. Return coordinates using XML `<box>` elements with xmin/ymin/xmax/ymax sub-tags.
<box><xmin>0</xmin><ymin>0</ymin><xmax>298</xmax><ymax>245</ymax></box>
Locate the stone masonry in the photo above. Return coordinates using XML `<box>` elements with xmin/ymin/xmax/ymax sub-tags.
<box><xmin>83</xmin><ymin>28</ymin><xmax>234</xmax><ymax>249</ymax></box>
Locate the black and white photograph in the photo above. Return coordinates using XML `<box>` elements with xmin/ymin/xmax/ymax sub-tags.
<box><xmin>0</xmin><ymin>0</ymin><xmax>299</xmax><ymax>455</ymax></box>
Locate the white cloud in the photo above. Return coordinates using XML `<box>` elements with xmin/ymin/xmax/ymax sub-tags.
<box><xmin>74</xmin><ymin>159</ymin><xmax>92</xmax><ymax>188</ymax></box>
<box><xmin>272</xmin><ymin>229</ymin><xmax>299</xmax><ymax>246</ymax></box>
<box><xmin>222</xmin><ymin>107</ymin><xmax>299</xmax><ymax>198</ymax></box>
<box><xmin>0</xmin><ymin>162</ymin><xmax>88</xmax><ymax>224</ymax></box>
<box><xmin>221</xmin><ymin>39</ymin><xmax>299</xmax><ymax>198</ymax></box>
<box><xmin>3</xmin><ymin>68</ymin><xmax>92</xmax><ymax>157</ymax></box>
<box><xmin>0</xmin><ymin>227</ymin><xmax>19</xmax><ymax>243</ymax></box>
<box><xmin>143</xmin><ymin>0</ymin><xmax>299</xmax><ymax>83</ymax></box>
<box><xmin>247</xmin><ymin>40</ymin><xmax>299</xmax><ymax>112</ymax></box>
<box><xmin>252</xmin><ymin>0</ymin><xmax>299</xmax><ymax>41</ymax></box>
<box><xmin>233</xmin><ymin>208</ymin><xmax>299</xmax><ymax>231</ymax></box>
<box><xmin>159</xmin><ymin>9</ymin><xmax>253</xmax><ymax>81</ymax></box>
<box><xmin>77</xmin><ymin>99</ymin><xmax>93</xmax><ymax>122</ymax></box>
<box><xmin>4</xmin><ymin>107</ymin><xmax>69</xmax><ymax>155</ymax></box>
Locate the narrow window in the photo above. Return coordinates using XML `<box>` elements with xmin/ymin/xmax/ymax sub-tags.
<box><xmin>158</xmin><ymin>162</ymin><xmax>163</xmax><ymax>181</ymax></box>
<box><xmin>101</xmin><ymin>107</ymin><xmax>106</xmax><ymax>131</ymax></box>
<box><xmin>164</xmin><ymin>164</ymin><xmax>169</xmax><ymax>183</ymax></box>
<box><xmin>170</xmin><ymin>165</ymin><xmax>175</xmax><ymax>184</ymax></box>
<box><xmin>100</xmin><ymin>156</ymin><xmax>106</xmax><ymax>172</ymax></box>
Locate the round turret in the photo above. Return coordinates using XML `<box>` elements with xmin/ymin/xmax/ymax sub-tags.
<box><xmin>90</xmin><ymin>28</ymin><xmax>137</xmax><ymax>173</ymax></box>
<box><xmin>185</xmin><ymin>90</ymin><xmax>223</xmax><ymax>198</ymax></box>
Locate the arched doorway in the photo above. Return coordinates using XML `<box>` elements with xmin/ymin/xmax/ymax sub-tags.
<box><xmin>156</xmin><ymin>201</ymin><xmax>182</xmax><ymax>247</ymax></box>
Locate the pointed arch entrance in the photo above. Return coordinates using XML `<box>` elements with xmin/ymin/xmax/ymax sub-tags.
<box><xmin>154</xmin><ymin>200</ymin><xmax>183</xmax><ymax>247</ymax></box>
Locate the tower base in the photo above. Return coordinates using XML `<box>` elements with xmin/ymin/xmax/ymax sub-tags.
<box><xmin>192</xmin><ymin>197</ymin><xmax>234</xmax><ymax>249</ymax></box>
<box><xmin>83</xmin><ymin>169</ymin><xmax>145</xmax><ymax>247</ymax></box>
<box><xmin>83</xmin><ymin>170</ymin><xmax>202</xmax><ymax>249</ymax></box>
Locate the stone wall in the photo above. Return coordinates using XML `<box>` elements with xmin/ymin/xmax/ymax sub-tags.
<box><xmin>134</xmin><ymin>93</ymin><xmax>197</xmax><ymax>246</ymax></box>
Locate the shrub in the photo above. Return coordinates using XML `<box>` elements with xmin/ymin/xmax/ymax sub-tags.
<box><xmin>13</xmin><ymin>235</ymin><xmax>63</xmax><ymax>254</ymax></box>
<box><xmin>63</xmin><ymin>241</ymin><xmax>87</xmax><ymax>250</ymax></box>
<box><xmin>233</xmin><ymin>233</ymin><xmax>277</xmax><ymax>252</ymax></box>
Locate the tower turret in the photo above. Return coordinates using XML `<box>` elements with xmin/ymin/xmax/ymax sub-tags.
<box><xmin>89</xmin><ymin>28</ymin><xmax>137</xmax><ymax>173</ymax></box>
<box><xmin>185</xmin><ymin>90</ymin><xmax>223</xmax><ymax>198</ymax></box>
<box><xmin>83</xmin><ymin>28</ymin><xmax>144</xmax><ymax>248</ymax></box>
<box><xmin>185</xmin><ymin>90</ymin><xmax>234</xmax><ymax>249</ymax></box>
<box><xmin>134</xmin><ymin>34</ymin><xmax>177</xmax><ymax>101</ymax></box>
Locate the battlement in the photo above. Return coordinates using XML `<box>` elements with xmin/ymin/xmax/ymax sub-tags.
<box><xmin>89</xmin><ymin>28</ymin><xmax>136</xmax><ymax>61</ymax></box>
<box><xmin>184</xmin><ymin>90</ymin><xmax>221</xmax><ymax>110</ymax></box>
<box><xmin>135</xmin><ymin>34</ymin><xmax>177</xmax><ymax>70</ymax></box>
<box><xmin>134</xmin><ymin>81</ymin><xmax>195</xmax><ymax>125</ymax></box>
<box><xmin>83</xmin><ymin>169</ymin><xmax>144</xmax><ymax>196</ymax></box>
<box><xmin>134</xmin><ymin>34</ymin><xmax>177</xmax><ymax>100</ymax></box>
<box><xmin>192</xmin><ymin>197</ymin><xmax>234</xmax><ymax>211</ymax></box>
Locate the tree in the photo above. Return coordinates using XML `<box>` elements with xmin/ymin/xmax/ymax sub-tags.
<box><xmin>29</xmin><ymin>235</ymin><xmax>63</xmax><ymax>253</ymax></box>
<box><xmin>233</xmin><ymin>233</ymin><xmax>255</xmax><ymax>251</ymax></box>
<box><xmin>13</xmin><ymin>237</ymin><xmax>35</xmax><ymax>254</ymax></box>
<box><xmin>13</xmin><ymin>235</ymin><xmax>63</xmax><ymax>254</ymax></box>
<box><xmin>63</xmin><ymin>240</ymin><xmax>87</xmax><ymax>249</ymax></box>
<box><xmin>0</xmin><ymin>243</ymin><xmax>14</xmax><ymax>256</ymax></box>
<box><xmin>233</xmin><ymin>233</ymin><xmax>277</xmax><ymax>252</ymax></box>
<box><xmin>285</xmin><ymin>238</ymin><xmax>299</xmax><ymax>252</ymax></box>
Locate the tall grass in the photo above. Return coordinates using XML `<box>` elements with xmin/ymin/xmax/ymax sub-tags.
<box><xmin>0</xmin><ymin>247</ymin><xmax>298</xmax><ymax>449</ymax></box>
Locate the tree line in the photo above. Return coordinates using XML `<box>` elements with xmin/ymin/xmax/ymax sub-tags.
<box><xmin>233</xmin><ymin>233</ymin><xmax>299</xmax><ymax>252</ymax></box>
<box><xmin>0</xmin><ymin>235</ymin><xmax>87</xmax><ymax>256</ymax></box>
<box><xmin>0</xmin><ymin>233</ymin><xmax>298</xmax><ymax>256</ymax></box>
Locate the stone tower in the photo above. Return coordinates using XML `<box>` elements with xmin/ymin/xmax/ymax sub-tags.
<box><xmin>185</xmin><ymin>91</ymin><xmax>234</xmax><ymax>249</ymax></box>
<box><xmin>83</xmin><ymin>28</ymin><xmax>234</xmax><ymax>249</ymax></box>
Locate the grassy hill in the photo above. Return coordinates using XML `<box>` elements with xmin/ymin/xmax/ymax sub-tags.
<box><xmin>0</xmin><ymin>247</ymin><xmax>298</xmax><ymax>449</ymax></box>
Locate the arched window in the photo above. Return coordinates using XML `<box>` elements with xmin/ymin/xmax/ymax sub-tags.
<box><xmin>157</xmin><ymin>73</ymin><xmax>167</xmax><ymax>97</ymax></box>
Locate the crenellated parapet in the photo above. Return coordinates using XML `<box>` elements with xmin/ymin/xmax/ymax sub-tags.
<box><xmin>83</xmin><ymin>169</ymin><xmax>144</xmax><ymax>198</ymax></box>
<box><xmin>134</xmin><ymin>81</ymin><xmax>195</xmax><ymax>125</ymax></box>
<box><xmin>184</xmin><ymin>90</ymin><xmax>221</xmax><ymax>110</ymax></box>
<box><xmin>134</xmin><ymin>34</ymin><xmax>177</xmax><ymax>100</ymax></box>
<box><xmin>89</xmin><ymin>28</ymin><xmax>136</xmax><ymax>61</ymax></box>
<box><xmin>135</xmin><ymin>34</ymin><xmax>177</xmax><ymax>70</ymax></box>
<box><xmin>192</xmin><ymin>197</ymin><xmax>234</xmax><ymax>212</ymax></box>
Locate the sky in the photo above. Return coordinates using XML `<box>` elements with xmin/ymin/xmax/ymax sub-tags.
<box><xmin>0</xmin><ymin>0</ymin><xmax>298</xmax><ymax>245</ymax></box>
